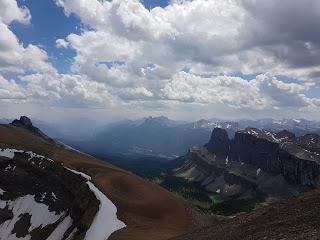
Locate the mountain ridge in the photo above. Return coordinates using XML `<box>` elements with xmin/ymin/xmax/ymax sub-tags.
<box><xmin>0</xmin><ymin>117</ymin><xmax>198</xmax><ymax>240</ymax></box>
<box><xmin>175</xmin><ymin>127</ymin><xmax>320</xmax><ymax>202</ymax></box>
<box><xmin>61</xmin><ymin>116</ymin><xmax>320</xmax><ymax>159</ymax></box>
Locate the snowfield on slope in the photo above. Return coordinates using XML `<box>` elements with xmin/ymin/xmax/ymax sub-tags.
<box><xmin>0</xmin><ymin>148</ymin><xmax>126</xmax><ymax>240</ymax></box>
<box><xmin>0</xmin><ymin>148</ymin><xmax>53</xmax><ymax>162</ymax></box>
<box><xmin>65</xmin><ymin>168</ymin><xmax>126</xmax><ymax>240</ymax></box>
<box><xmin>0</xmin><ymin>190</ymin><xmax>70</xmax><ymax>240</ymax></box>
<box><xmin>0</xmin><ymin>148</ymin><xmax>22</xmax><ymax>159</ymax></box>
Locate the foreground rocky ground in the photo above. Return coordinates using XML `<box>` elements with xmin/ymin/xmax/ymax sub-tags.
<box><xmin>172</xmin><ymin>189</ymin><xmax>320</xmax><ymax>240</ymax></box>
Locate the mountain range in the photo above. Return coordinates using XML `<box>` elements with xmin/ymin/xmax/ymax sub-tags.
<box><xmin>170</xmin><ymin>126</ymin><xmax>320</xmax><ymax>239</ymax></box>
<box><xmin>175</xmin><ymin>127</ymin><xmax>320</xmax><ymax>201</ymax></box>
<box><xmin>2</xmin><ymin>116</ymin><xmax>319</xmax><ymax>159</ymax></box>
<box><xmin>1</xmin><ymin>116</ymin><xmax>320</xmax><ymax>239</ymax></box>
<box><xmin>63</xmin><ymin>116</ymin><xmax>320</xmax><ymax>159</ymax></box>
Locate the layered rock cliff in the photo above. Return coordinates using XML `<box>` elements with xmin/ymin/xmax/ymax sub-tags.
<box><xmin>175</xmin><ymin>127</ymin><xmax>320</xmax><ymax>201</ymax></box>
<box><xmin>228</xmin><ymin>128</ymin><xmax>320</xmax><ymax>185</ymax></box>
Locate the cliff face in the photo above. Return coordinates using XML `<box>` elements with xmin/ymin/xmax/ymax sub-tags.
<box><xmin>279</xmin><ymin>143</ymin><xmax>320</xmax><ymax>185</ymax></box>
<box><xmin>206</xmin><ymin>128</ymin><xmax>230</xmax><ymax>159</ymax></box>
<box><xmin>228</xmin><ymin>128</ymin><xmax>320</xmax><ymax>185</ymax></box>
<box><xmin>175</xmin><ymin>127</ymin><xmax>320</xmax><ymax>201</ymax></box>
<box><xmin>229</xmin><ymin>130</ymin><xmax>281</xmax><ymax>174</ymax></box>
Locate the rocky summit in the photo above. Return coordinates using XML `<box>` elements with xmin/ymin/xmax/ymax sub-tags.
<box><xmin>11</xmin><ymin>116</ymin><xmax>54</xmax><ymax>142</ymax></box>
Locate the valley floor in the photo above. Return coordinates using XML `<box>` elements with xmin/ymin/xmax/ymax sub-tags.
<box><xmin>102</xmin><ymin>155</ymin><xmax>320</xmax><ymax>239</ymax></box>
<box><xmin>102</xmin><ymin>156</ymin><xmax>262</xmax><ymax>217</ymax></box>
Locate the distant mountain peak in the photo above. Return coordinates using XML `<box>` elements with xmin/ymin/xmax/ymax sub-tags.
<box><xmin>10</xmin><ymin>116</ymin><xmax>53</xmax><ymax>142</ymax></box>
<box><xmin>11</xmin><ymin>116</ymin><xmax>33</xmax><ymax>128</ymax></box>
<box><xmin>145</xmin><ymin>116</ymin><xmax>170</xmax><ymax>121</ymax></box>
<box><xmin>143</xmin><ymin>116</ymin><xmax>175</xmax><ymax>126</ymax></box>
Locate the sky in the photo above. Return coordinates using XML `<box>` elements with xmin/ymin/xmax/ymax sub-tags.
<box><xmin>0</xmin><ymin>0</ymin><xmax>320</xmax><ymax>124</ymax></box>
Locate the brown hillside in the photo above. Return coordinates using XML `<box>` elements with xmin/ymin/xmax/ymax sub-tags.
<box><xmin>0</xmin><ymin>124</ymin><xmax>196</xmax><ymax>240</ymax></box>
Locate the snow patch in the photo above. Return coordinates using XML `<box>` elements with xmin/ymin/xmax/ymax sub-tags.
<box><xmin>264</xmin><ymin>131</ymin><xmax>279</xmax><ymax>142</ymax></box>
<box><xmin>225</xmin><ymin>156</ymin><xmax>229</xmax><ymax>165</ymax></box>
<box><xmin>52</xmin><ymin>192</ymin><xmax>58</xmax><ymax>202</ymax></box>
<box><xmin>0</xmin><ymin>149</ymin><xmax>22</xmax><ymax>159</ymax></box>
<box><xmin>246</xmin><ymin>129</ymin><xmax>259</xmax><ymax>136</ymax></box>
<box><xmin>65</xmin><ymin>168</ymin><xmax>126</xmax><ymax>240</ymax></box>
<box><xmin>256</xmin><ymin>168</ymin><xmax>261</xmax><ymax>176</ymax></box>
<box><xmin>85</xmin><ymin>182</ymin><xmax>126</xmax><ymax>240</ymax></box>
<box><xmin>0</xmin><ymin>195</ymin><xmax>65</xmax><ymax>240</ymax></box>
<box><xmin>0</xmin><ymin>148</ymin><xmax>54</xmax><ymax>162</ymax></box>
<box><xmin>65</xmin><ymin>167</ymin><xmax>92</xmax><ymax>181</ymax></box>
<box><xmin>47</xmin><ymin>216</ymin><xmax>73</xmax><ymax>240</ymax></box>
<box><xmin>65</xmin><ymin>228</ymin><xmax>77</xmax><ymax>240</ymax></box>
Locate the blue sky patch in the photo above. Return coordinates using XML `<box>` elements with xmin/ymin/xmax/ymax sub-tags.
<box><xmin>142</xmin><ymin>0</ymin><xmax>170</xmax><ymax>9</ymax></box>
<box><xmin>13</xmin><ymin>0</ymin><xmax>81</xmax><ymax>73</ymax></box>
<box><xmin>98</xmin><ymin>61</ymin><xmax>126</xmax><ymax>69</ymax></box>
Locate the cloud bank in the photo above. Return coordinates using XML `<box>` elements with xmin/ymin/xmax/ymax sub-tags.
<box><xmin>0</xmin><ymin>0</ymin><xmax>320</xmax><ymax>120</ymax></box>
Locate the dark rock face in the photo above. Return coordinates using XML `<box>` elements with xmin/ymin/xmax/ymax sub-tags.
<box><xmin>175</xmin><ymin>127</ymin><xmax>320</xmax><ymax>201</ymax></box>
<box><xmin>297</xmin><ymin>134</ymin><xmax>320</xmax><ymax>152</ymax></box>
<box><xmin>228</xmin><ymin>128</ymin><xmax>320</xmax><ymax>185</ymax></box>
<box><xmin>206</xmin><ymin>128</ymin><xmax>229</xmax><ymax>159</ymax></box>
<box><xmin>11</xmin><ymin>116</ymin><xmax>35</xmax><ymax>130</ymax></box>
<box><xmin>10</xmin><ymin>116</ymin><xmax>53</xmax><ymax>142</ymax></box>
<box><xmin>229</xmin><ymin>130</ymin><xmax>281</xmax><ymax>174</ymax></box>
<box><xmin>279</xmin><ymin>143</ymin><xmax>320</xmax><ymax>185</ymax></box>
<box><xmin>0</xmin><ymin>150</ymin><xmax>99</xmax><ymax>240</ymax></box>
<box><xmin>276</xmin><ymin>130</ymin><xmax>296</xmax><ymax>141</ymax></box>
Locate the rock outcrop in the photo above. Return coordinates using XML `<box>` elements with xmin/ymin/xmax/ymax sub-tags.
<box><xmin>175</xmin><ymin>127</ymin><xmax>320</xmax><ymax>201</ymax></box>
<box><xmin>205</xmin><ymin>128</ymin><xmax>229</xmax><ymax>159</ymax></box>
<box><xmin>10</xmin><ymin>116</ymin><xmax>54</xmax><ymax>142</ymax></box>
<box><xmin>0</xmin><ymin>149</ymin><xmax>100</xmax><ymax>239</ymax></box>
<box><xmin>228</xmin><ymin>128</ymin><xmax>320</xmax><ymax>185</ymax></box>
